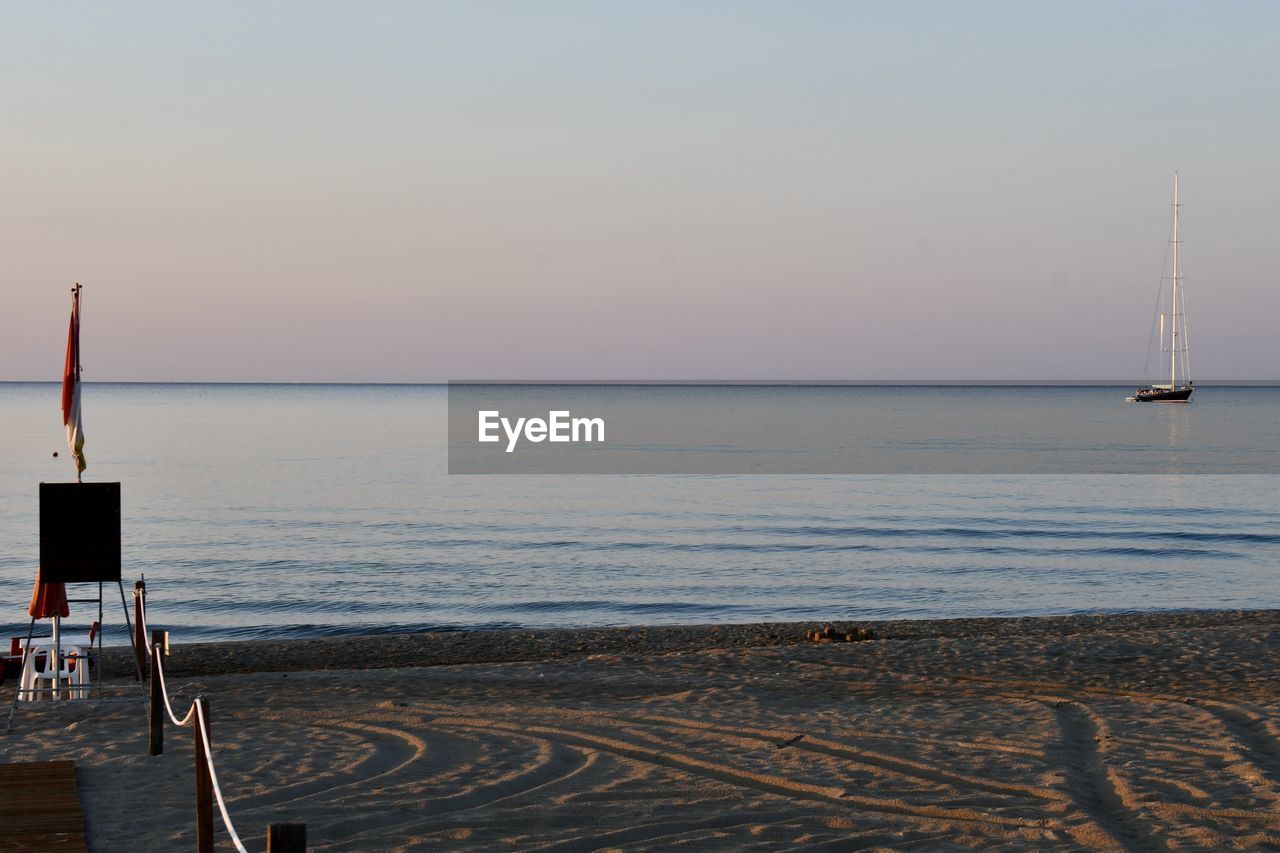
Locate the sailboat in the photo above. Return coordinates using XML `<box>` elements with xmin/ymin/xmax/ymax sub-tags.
<box><xmin>1128</xmin><ymin>174</ymin><xmax>1193</xmax><ymax>402</ymax></box>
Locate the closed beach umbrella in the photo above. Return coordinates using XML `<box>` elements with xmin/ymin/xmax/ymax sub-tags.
<box><xmin>26</xmin><ymin>574</ymin><xmax>69</xmax><ymax>693</ymax></box>
<box><xmin>27</xmin><ymin>578</ymin><xmax>69</xmax><ymax>620</ymax></box>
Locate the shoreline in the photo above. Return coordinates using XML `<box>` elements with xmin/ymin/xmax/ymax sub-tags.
<box><xmin>106</xmin><ymin>607</ymin><xmax>1280</xmax><ymax>678</ymax></box>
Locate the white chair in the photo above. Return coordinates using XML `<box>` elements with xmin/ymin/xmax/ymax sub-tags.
<box><xmin>16</xmin><ymin>622</ymin><xmax>97</xmax><ymax>701</ymax></box>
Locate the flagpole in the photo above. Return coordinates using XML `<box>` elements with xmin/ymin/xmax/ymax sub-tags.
<box><xmin>54</xmin><ymin>283</ymin><xmax>84</xmax><ymax>690</ymax></box>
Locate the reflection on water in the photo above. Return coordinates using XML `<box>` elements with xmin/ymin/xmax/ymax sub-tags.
<box><xmin>1162</xmin><ymin>402</ymin><xmax>1188</xmax><ymax>462</ymax></box>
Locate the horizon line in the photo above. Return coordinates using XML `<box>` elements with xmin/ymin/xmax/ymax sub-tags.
<box><xmin>5</xmin><ymin>379</ymin><xmax>1280</xmax><ymax>387</ymax></box>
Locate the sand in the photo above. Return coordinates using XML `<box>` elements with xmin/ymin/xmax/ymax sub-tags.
<box><xmin>2</xmin><ymin>610</ymin><xmax>1279</xmax><ymax>851</ymax></box>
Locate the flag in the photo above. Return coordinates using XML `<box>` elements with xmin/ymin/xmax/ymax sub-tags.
<box><xmin>63</xmin><ymin>286</ymin><xmax>86</xmax><ymax>475</ymax></box>
<box><xmin>30</xmin><ymin>286</ymin><xmax>84</xmax><ymax>621</ymax></box>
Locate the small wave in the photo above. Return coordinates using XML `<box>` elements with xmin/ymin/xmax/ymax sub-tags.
<box><xmin>748</xmin><ymin>525</ymin><xmax>1280</xmax><ymax>545</ymax></box>
<box><xmin>464</xmin><ymin>600</ymin><xmax>758</xmax><ymax>618</ymax></box>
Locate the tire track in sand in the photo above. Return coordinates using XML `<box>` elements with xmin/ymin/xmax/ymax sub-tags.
<box><xmin>432</xmin><ymin>713</ymin><xmax>1058</xmax><ymax>830</ymax></box>
<box><xmin>600</xmin><ymin>710</ymin><xmax>1067</xmax><ymax>803</ymax></box>
<box><xmin>1190</xmin><ymin>700</ymin><xmax>1280</xmax><ymax>790</ymax></box>
<box><xmin>1054</xmin><ymin>700</ymin><xmax>1164</xmax><ymax>852</ymax></box>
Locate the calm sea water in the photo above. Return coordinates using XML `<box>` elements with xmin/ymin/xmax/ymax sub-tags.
<box><xmin>2</xmin><ymin>383</ymin><xmax>1278</xmax><ymax>642</ymax></box>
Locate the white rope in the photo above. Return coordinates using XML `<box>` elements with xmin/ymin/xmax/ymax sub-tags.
<box><xmin>143</xmin><ymin>610</ymin><xmax>260</xmax><ymax>852</ymax></box>
<box><xmin>152</xmin><ymin>651</ymin><xmax>195</xmax><ymax>728</ymax></box>
<box><xmin>195</xmin><ymin>699</ymin><xmax>249</xmax><ymax>853</ymax></box>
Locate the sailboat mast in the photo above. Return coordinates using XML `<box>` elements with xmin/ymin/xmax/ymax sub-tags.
<box><xmin>1127</xmin><ymin>175</ymin><xmax>1194</xmax><ymax>402</ymax></box>
<box><xmin>1170</xmin><ymin>173</ymin><xmax>1180</xmax><ymax>388</ymax></box>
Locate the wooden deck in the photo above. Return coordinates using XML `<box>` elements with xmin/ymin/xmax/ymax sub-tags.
<box><xmin>0</xmin><ymin>760</ymin><xmax>88</xmax><ymax>852</ymax></box>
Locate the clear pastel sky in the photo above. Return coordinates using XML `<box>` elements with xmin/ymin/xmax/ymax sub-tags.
<box><xmin>2</xmin><ymin>2</ymin><xmax>1277</xmax><ymax>381</ymax></box>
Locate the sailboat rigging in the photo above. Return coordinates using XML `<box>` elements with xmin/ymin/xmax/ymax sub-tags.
<box><xmin>1128</xmin><ymin>174</ymin><xmax>1193</xmax><ymax>402</ymax></box>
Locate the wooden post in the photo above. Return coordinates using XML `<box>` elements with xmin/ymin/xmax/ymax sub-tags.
<box><xmin>267</xmin><ymin>822</ymin><xmax>307</xmax><ymax>852</ymax></box>
<box><xmin>132</xmin><ymin>580</ymin><xmax>148</xmax><ymax>680</ymax></box>
<box><xmin>148</xmin><ymin>630</ymin><xmax>164</xmax><ymax>756</ymax></box>
<box><xmin>194</xmin><ymin>696</ymin><xmax>213</xmax><ymax>853</ymax></box>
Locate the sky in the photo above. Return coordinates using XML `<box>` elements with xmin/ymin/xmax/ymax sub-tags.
<box><xmin>2</xmin><ymin>2</ymin><xmax>1277</xmax><ymax>381</ymax></box>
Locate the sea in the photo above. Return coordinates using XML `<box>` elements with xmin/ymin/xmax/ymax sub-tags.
<box><xmin>2</xmin><ymin>382</ymin><xmax>1279</xmax><ymax>643</ymax></box>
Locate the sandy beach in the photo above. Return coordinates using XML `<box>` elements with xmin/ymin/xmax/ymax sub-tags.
<box><xmin>3</xmin><ymin>610</ymin><xmax>1279</xmax><ymax>851</ymax></box>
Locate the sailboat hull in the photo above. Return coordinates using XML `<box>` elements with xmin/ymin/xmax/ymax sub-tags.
<box><xmin>1128</xmin><ymin>387</ymin><xmax>1193</xmax><ymax>402</ymax></box>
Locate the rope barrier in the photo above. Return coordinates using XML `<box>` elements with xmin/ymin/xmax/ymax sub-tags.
<box><xmin>195</xmin><ymin>699</ymin><xmax>249</xmax><ymax>853</ymax></box>
<box><xmin>153</xmin><ymin>648</ymin><xmax>249</xmax><ymax>852</ymax></box>
<box><xmin>152</xmin><ymin>651</ymin><xmax>195</xmax><ymax>728</ymax></box>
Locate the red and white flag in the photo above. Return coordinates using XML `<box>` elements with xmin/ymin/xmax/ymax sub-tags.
<box><xmin>62</xmin><ymin>286</ymin><xmax>86</xmax><ymax>475</ymax></box>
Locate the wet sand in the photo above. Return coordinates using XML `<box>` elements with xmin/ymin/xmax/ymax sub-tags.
<box><xmin>3</xmin><ymin>610</ymin><xmax>1279</xmax><ymax>851</ymax></box>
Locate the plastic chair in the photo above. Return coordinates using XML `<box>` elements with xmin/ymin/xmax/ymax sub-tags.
<box><xmin>17</xmin><ymin>622</ymin><xmax>97</xmax><ymax>701</ymax></box>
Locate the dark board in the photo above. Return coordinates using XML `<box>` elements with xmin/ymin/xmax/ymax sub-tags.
<box><xmin>39</xmin><ymin>482</ymin><xmax>121</xmax><ymax>583</ymax></box>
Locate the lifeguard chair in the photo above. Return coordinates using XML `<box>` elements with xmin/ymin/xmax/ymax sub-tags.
<box><xmin>6</xmin><ymin>483</ymin><xmax>145</xmax><ymax>729</ymax></box>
